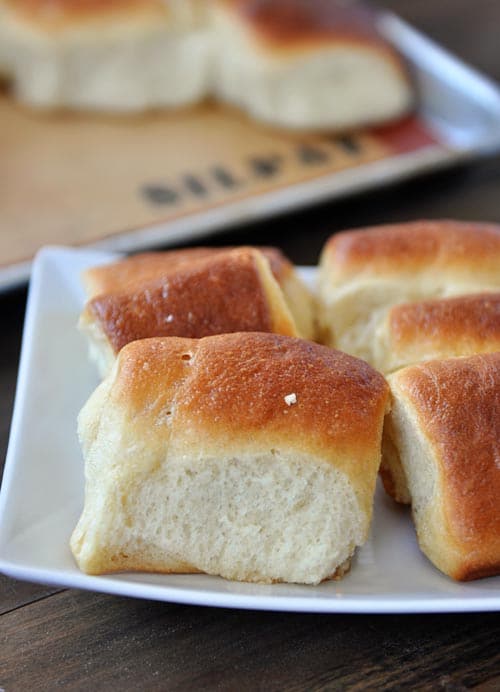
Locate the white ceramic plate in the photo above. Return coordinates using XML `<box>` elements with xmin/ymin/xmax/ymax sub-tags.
<box><xmin>1</xmin><ymin>246</ymin><xmax>499</xmax><ymax>613</ymax></box>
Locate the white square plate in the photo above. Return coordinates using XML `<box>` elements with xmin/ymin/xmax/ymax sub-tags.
<box><xmin>1</xmin><ymin>246</ymin><xmax>499</xmax><ymax>613</ymax></box>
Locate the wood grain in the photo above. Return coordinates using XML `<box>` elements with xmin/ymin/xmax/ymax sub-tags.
<box><xmin>1</xmin><ymin>589</ymin><xmax>500</xmax><ymax>691</ymax></box>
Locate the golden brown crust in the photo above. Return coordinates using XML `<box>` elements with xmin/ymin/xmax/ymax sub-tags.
<box><xmin>83</xmin><ymin>246</ymin><xmax>293</xmax><ymax>298</ymax></box>
<box><xmin>394</xmin><ymin>354</ymin><xmax>500</xmax><ymax>580</ymax></box>
<box><xmin>118</xmin><ymin>333</ymin><xmax>389</xmax><ymax>513</ymax></box>
<box><xmin>322</xmin><ymin>220</ymin><xmax>500</xmax><ymax>282</ymax></box>
<box><xmin>3</xmin><ymin>0</ymin><xmax>168</xmax><ymax>28</ymax></box>
<box><xmin>83</xmin><ymin>248</ymin><xmax>297</xmax><ymax>353</ymax></box>
<box><xmin>72</xmin><ymin>332</ymin><xmax>389</xmax><ymax>578</ymax></box>
<box><xmin>84</xmin><ymin>249</ymin><xmax>218</xmax><ymax>298</ymax></box>
<box><xmin>219</xmin><ymin>0</ymin><xmax>393</xmax><ymax>51</ymax></box>
<box><xmin>388</xmin><ymin>293</ymin><xmax>500</xmax><ymax>362</ymax></box>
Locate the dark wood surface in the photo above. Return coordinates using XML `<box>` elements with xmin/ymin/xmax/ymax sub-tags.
<box><xmin>1</xmin><ymin>1</ymin><xmax>500</xmax><ymax>689</ymax></box>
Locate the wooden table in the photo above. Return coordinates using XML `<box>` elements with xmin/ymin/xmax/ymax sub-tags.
<box><xmin>2</xmin><ymin>2</ymin><xmax>500</xmax><ymax>688</ymax></box>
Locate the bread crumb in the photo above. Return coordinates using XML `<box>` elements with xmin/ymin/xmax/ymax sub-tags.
<box><xmin>284</xmin><ymin>393</ymin><xmax>297</xmax><ymax>406</ymax></box>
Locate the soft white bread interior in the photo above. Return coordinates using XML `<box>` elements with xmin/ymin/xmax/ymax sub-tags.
<box><xmin>382</xmin><ymin>354</ymin><xmax>500</xmax><ymax>581</ymax></box>
<box><xmin>317</xmin><ymin>220</ymin><xmax>500</xmax><ymax>371</ymax></box>
<box><xmin>211</xmin><ymin>0</ymin><xmax>412</xmax><ymax>130</ymax></box>
<box><xmin>275</xmin><ymin>260</ymin><xmax>316</xmax><ymax>342</ymax></box>
<box><xmin>79</xmin><ymin>247</ymin><xmax>300</xmax><ymax>378</ymax></box>
<box><xmin>378</xmin><ymin>292</ymin><xmax>500</xmax><ymax>375</ymax></box>
<box><xmin>82</xmin><ymin>245</ymin><xmax>317</xmax><ymax>341</ymax></box>
<box><xmin>0</xmin><ymin>0</ymin><xmax>412</xmax><ymax>129</ymax></box>
<box><xmin>70</xmin><ymin>332</ymin><xmax>389</xmax><ymax>584</ymax></box>
<box><xmin>0</xmin><ymin>0</ymin><xmax>211</xmax><ymax>111</ymax></box>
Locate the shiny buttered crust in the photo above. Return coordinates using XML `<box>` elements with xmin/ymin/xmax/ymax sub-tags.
<box><xmin>83</xmin><ymin>246</ymin><xmax>316</xmax><ymax>342</ymax></box>
<box><xmin>84</xmin><ymin>245</ymin><xmax>299</xmax><ymax>297</ymax></box>
<box><xmin>384</xmin><ymin>353</ymin><xmax>500</xmax><ymax>581</ymax></box>
<box><xmin>71</xmin><ymin>333</ymin><xmax>389</xmax><ymax>583</ymax></box>
<box><xmin>0</xmin><ymin>0</ymin><xmax>412</xmax><ymax>127</ymax></box>
<box><xmin>212</xmin><ymin>0</ymin><xmax>412</xmax><ymax>129</ymax></box>
<box><xmin>79</xmin><ymin>248</ymin><xmax>301</xmax><ymax>377</ymax></box>
<box><xmin>317</xmin><ymin>220</ymin><xmax>500</xmax><ymax>369</ymax></box>
<box><xmin>320</xmin><ymin>220</ymin><xmax>500</xmax><ymax>283</ymax></box>
<box><xmin>216</xmin><ymin>0</ymin><xmax>391</xmax><ymax>50</ymax></box>
<box><xmin>381</xmin><ymin>292</ymin><xmax>500</xmax><ymax>374</ymax></box>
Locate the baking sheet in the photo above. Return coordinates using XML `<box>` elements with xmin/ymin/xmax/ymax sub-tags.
<box><xmin>0</xmin><ymin>246</ymin><xmax>499</xmax><ymax>613</ymax></box>
<box><xmin>1</xmin><ymin>11</ymin><xmax>500</xmax><ymax>291</ymax></box>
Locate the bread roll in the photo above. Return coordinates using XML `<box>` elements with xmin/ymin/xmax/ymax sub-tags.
<box><xmin>1</xmin><ymin>0</ymin><xmax>413</xmax><ymax>129</ymax></box>
<box><xmin>83</xmin><ymin>245</ymin><xmax>316</xmax><ymax>341</ymax></box>
<box><xmin>0</xmin><ymin>0</ymin><xmax>211</xmax><ymax>110</ymax></box>
<box><xmin>70</xmin><ymin>332</ymin><xmax>389</xmax><ymax>583</ymax></box>
<box><xmin>382</xmin><ymin>353</ymin><xmax>500</xmax><ymax>580</ymax></box>
<box><xmin>378</xmin><ymin>292</ymin><xmax>500</xmax><ymax>374</ymax></box>
<box><xmin>211</xmin><ymin>0</ymin><xmax>412</xmax><ymax>130</ymax></box>
<box><xmin>79</xmin><ymin>247</ymin><xmax>300</xmax><ymax>377</ymax></box>
<box><xmin>317</xmin><ymin>220</ymin><xmax>500</xmax><ymax>370</ymax></box>
<box><xmin>83</xmin><ymin>247</ymin><xmax>223</xmax><ymax>298</ymax></box>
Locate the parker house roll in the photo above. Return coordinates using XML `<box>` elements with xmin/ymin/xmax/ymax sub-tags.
<box><xmin>79</xmin><ymin>247</ymin><xmax>304</xmax><ymax>378</ymax></box>
<box><xmin>317</xmin><ymin>220</ymin><xmax>500</xmax><ymax>371</ymax></box>
<box><xmin>0</xmin><ymin>0</ymin><xmax>413</xmax><ymax>128</ymax></box>
<box><xmin>0</xmin><ymin>0</ymin><xmax>210</xmax><ymax>111</ymax></box>
<box><xmin>70</xmin><ymin>332</ymin><xmax>390</xmax><ymax>584</ymax></box>
<box><xmin>83</xmin><ymin>245</ymin><xmax>316</xmax><ymax>342</ymax></box>
<box><xmin>211</xmin><ymin>0</ymin><xmax>412</xmax><ymax>130</ymax></box>
<box><xmin>379</xmin><ymin>292</ymin><xmax>500</xmax><ymax>375</ymax></box>
<box><xmin>382</xmin><ymin>354</ymin><xmax>500</xmax><ymax>581</ymax></box>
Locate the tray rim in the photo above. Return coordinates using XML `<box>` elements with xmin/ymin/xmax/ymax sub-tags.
<box><xmin>0</xmin><ymin>144</ymin><xmax>470</xmax><ymax>293</ymax></box>
<box><xmin>2</xmin><ymin>9</ymin><xmax>500</xmax><ymax>293</ymax></box>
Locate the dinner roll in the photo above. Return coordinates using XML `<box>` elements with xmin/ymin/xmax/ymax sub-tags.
<box><xmin>0</xmin><ymin>0</ymin><xmax>211</xmax><ymax>110</ymax></box>
<box><xmin>317</xmin><ymin>220</ymin><xmax>500</xmax><ymax>370</ymax></box>
<box><xmin>83</xmin><ymin>245</ymin><xmax>316</xmax><ymax>341</ymax></box>
<box><xmin>0</xmin><ymin>0</ymin><xmax>414</xmax><ymax>129</ymax></box>
<box><xmin>70</xmin><ymin>332</ymin><xmax>389</xmax><ymax>583</ymax></box>
<box><xmin>382</xmin><ymin>353</ymin><xmax>500</xmax><ymax>580</ymax></box>
<box><xmin>83</xmin><ymin>247</ymin><xmax>224</xmax><ymax>298</ymax></box>
<box><xmin>378</xmin><ymin>292</ymin><xmax>500</xmax><ymax>374</ymax></box>
<box><xmin>211</xmin><ymin>0</ymin><xmax>412</xmax><ymax>130</ymax></box>
<box><xmin>79</xmin><ymin>248</ymin><xmax>300</xmax><ymax>377</ymax></box>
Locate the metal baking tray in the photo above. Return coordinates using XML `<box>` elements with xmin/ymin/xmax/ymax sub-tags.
<box><xmin>1</xmin><ymin>10</ymin><xmax>499</xmax><ymax>292</ymax></box>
